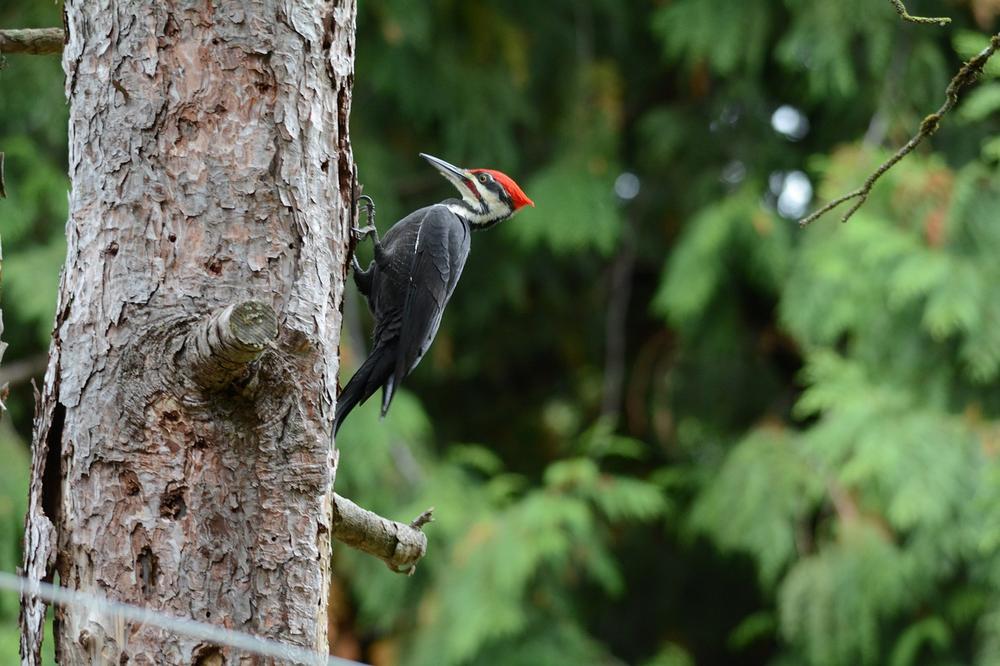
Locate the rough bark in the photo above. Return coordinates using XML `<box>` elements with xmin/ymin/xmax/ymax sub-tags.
<box><xmin>19</xmin><ymin>0</ymin><xmax>357</xmax><ymax>663</ymax></box>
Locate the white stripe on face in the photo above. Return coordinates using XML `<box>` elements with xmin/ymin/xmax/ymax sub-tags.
<box><xmin>469</xmin><ymin>174</ymin><xmax>510</xmax><ymax>212</ymax></box>
<box><xmin>439</xmin><ymin>170</ymin><xmax>478</xmax><ymax>205</ymax></box>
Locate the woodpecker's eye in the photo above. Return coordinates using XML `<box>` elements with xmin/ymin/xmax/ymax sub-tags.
<box><xmin>478</xmin><ymin>173</ymin><xmax>489</xmax><ymax>184</ymax></box>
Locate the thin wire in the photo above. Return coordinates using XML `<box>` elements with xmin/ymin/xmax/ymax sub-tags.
<box><xmin>0</xmin><ymin>571</ymin><xmax>365</xmax><ymax>666</ymax></box>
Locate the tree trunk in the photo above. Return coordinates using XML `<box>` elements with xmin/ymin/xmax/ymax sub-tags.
<box><xmin>20</xmin><ymin>0</ymin><xmax>357</xmax><ymax>663</ymax></box>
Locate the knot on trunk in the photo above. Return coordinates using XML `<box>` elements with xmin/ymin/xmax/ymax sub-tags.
<box><xmin>181</xmin><ymin>301</ymin><xmax>278</xmax><ymax>392</ymax></box>
<box><xmin>115</xmin><ymin>302</ymin><xmax>308</xmax><ymax>463</ymax></box>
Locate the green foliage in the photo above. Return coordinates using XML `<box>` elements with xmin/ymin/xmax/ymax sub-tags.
<box><xmin>0</xmin><ymin>423</ymin><xmax>29</xmax><ymax>620</ymax></box>
<box><xmin>0</xmin><ymin>423</ymin><xmax>47</xmax><ymax>663</ymax></box>
<box><xmin>691</xmin><ymin>429</ymin><xmax>823</xmax><ymax>586</ymax></box>
<box><xmin>652</xmin><ymin>0</ymin><xmax>773</xmax><ymax>76</ymax></box>
<box><xmin>653</xmin><ymin>186</ymin><xmax>792</xmax><ymax>328</ymax></box>
<box><xmin>779</xmin><ymin>524</ymin><xmax>912</xmax><ymax>666</ymax></box>
<box><xmin>0</xmin><ymin>4</ymin><xmax>70</xmax><ymax>351</ymax></box>
<box><xmin>512</xmin><ymin>157</ymin><xmax>621</xmax><ymax>255</ymax></box>
<box><xmin>775</xmin><ymin>0</ymin><xmax>894</xmax><ymax>100</ymax></box>
<box><xmin>682</xmin><ymin>147</ymin><xmax>1000</xmax><ymax>664</ymax></box>
<box><xmin>958</xmin><ymin>82</ymin><xmax>1000</xmax><ymax>122</ymax></box>
<box><xmin>3</xmin><ymin>237</ymin><xmax>66</xmax><ymax>345</ymax></box>
<box><xmin>953</xmin><ymin>30</ymin><xmax>1000</xmax><ymax>78</ymax></box>
<box><xmin>642</xmin><ymin>642</ymin><xmax>695</xmax><ymax>666</ymax></box>
<box><xmin>889</xmin><ymin>617</ymin><xmax>951</xmax><ymax>666</ymax></box>
<box><xmin>336</xmin><ymin>389</ymin><xmax>665</xmax><ymax>665</ymax></box>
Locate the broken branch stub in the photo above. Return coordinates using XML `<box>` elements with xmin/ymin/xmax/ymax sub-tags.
<box><xmin>181</xmin><ymin>301</ymin><xmax>278</xmax><ymax>391</ymax></box>
<box><xmin>331</xmin><ymin>493</ymin><xmax>433</xmax><ymax>575</ymax></box>
<box><xmin>0</xmin><ymin>28</ymin><xmax>64</xmax><ymax>55</ymax></box>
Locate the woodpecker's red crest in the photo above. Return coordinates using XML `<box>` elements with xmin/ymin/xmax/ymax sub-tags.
<box><xmin>470</xmin><ymin>169</ymin><xmax>535</xmax><ymax>210</ymax></box>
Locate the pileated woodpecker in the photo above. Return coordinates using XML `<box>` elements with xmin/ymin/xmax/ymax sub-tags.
<box><xmin>335</xmin><ymin>153</ymin><xmax>534</xmax><ymax>434</ymax></box>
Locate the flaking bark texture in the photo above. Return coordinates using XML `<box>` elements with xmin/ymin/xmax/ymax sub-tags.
<box><xmin>19</xmin><ymin>0</ymin><xmax>357</xmax><ymax>663</ymax></box>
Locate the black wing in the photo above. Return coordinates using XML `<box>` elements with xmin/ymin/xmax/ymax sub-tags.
<box><xmin>394</xmin><ymin>209</ymin><xmax>470</xmax><ymax>384</ymax></box>
<box><xmin>370</xmin><ymin>205</ymin><xmax>470</xmax><ymax>415</ymax></box>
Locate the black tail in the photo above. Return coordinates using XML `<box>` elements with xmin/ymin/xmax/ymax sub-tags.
<box><xmin>334</xmin><ymin>346</ymin><xmax>396</xmax><ymax>435</ymax></box>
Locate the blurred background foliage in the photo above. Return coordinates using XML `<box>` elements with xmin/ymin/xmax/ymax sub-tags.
<box><xmin>4</xmin><ymin>0</ymin><xmax>1000</xmax><ymax>664</ymax></box>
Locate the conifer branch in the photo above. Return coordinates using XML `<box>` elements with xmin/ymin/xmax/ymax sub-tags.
<box><xmin>799</xmin><ymin>33</ymin><xmax>1000</xmax><ymax>228</ymax></box>
<box><xmin>888</xmin><ymin>0</ymin><xmax>950</xmax><ymax>26</ymax></box>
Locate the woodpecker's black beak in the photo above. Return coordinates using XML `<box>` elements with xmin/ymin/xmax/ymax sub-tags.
<box><xmin>420</xmin><ymin>153</ymin><xmax>477</xmax><ymax>199</ymax></box>
<box><xmin>420</xmin><ymin>153</ymin><xmax>465</xmax><ymax>178</ymax></box>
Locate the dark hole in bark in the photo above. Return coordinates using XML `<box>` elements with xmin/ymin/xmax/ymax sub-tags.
<box><xmin>168</xmin><ymin>233</ymin><xmax>176</xmax><ymax>242</ymax></box>
<box><xmin>160</xmin><ymin>485</ymin><xmax>187</xmax><ymax>519</ymax></box>
<box><xmin>320</xmin><ymin>159</ymin><xmax>329</xmax><ymax>173</ymax></box>
<box><xmin>121</xmin><ymin>468</ymin><xmax>141</xmax><ymax>496</ymax></box>
<box><xmin>192</xmin><ymin>644</ymin><xmax>224</xmax><ymax>666</ymax></box>
<box><xmin>162</xmin><ymin>409</ymin><xmax>180</xmax><ymax>423</ymax></box>
<box><xmin>268</xmin><ymin>149</ymin><xmax>280</xmax><ymax>179</ymax></box>
<box><xmin>337</xmin><ymin>89</ymin><xmax>352</xmax><ymax>186</ymax></box>
<box><xmin>41</xmin><ymin>402</ymin><xmax>66</xmax><ymax>523</ymax></box>
<box><xmin>106</xmin><ymin>241</ymin><xmax>119</xmax><ymax>256</ymax></box>
<box><xmin>194</xmin><ymin>436</ymin><xmax>209</xmax><ymax>449</ymax></box>
<box><xmin>178</xmin><ymin>118</ymin><xmax>197</xmax><ymax>140</ymax></box>
<box><xmin>119</xmin><ymin>652</ymin><xmax>129</xmax><ymax>665</ymax></box>
<box><xmin>321</xmin><ymin>10</ymin><xmax>335</xmax><ymax>50</ymax></box>
<box><xmin>137</xmin><ymin>546</ymin><xmax>158</xmax><ymax>598</ymax></box>
<box><xmin>207</xmin><ymin>259</ymin><xmax>223</xmax><ymax>275</ymax></box>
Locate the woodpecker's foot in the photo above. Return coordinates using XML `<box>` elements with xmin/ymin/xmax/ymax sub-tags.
<box><xmin>351</xmin><ymin>224</ymin><xmax>378</xmax><ymax>243</ymax></box>
<box><xmin>352</xmin><ymin>195</ymin><xmax>378</xmax><ymax>244</ymax></box>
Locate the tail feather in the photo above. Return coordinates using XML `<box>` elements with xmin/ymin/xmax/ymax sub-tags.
<box><xmin>380</xmin><ymin>375</ymin><xmax>397</xmax><ymax>418</ymax></box>
<box><xmin>334</xmin><ymin>346</ymin><xmax>395</xmax><ymax>435</ymax></box>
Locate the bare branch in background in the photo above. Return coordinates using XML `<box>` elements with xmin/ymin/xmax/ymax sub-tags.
<box><xmin>889</xmin><ymin>0</ymin><xmax>951</xmax><ymax>26</ymax></box>
<box><xmin>601</xmin><ymin>224</ymin><xmax>636</xmax><ymax>421</ymax></box>
<box><xmin>0</xmin><ymin>28</ymin><xmax>64</xmax><ymax>55</ymax></box>
<box><xmin>799</xmin><ymin>33</ymin><xmax>1000</xmax><ymax>228</ymax></box>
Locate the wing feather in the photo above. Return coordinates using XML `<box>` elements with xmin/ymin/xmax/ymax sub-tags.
<box><xmin>390</xmin><ymin>212</ymin><xmax>469</xmax><ymax>404</ymax></box>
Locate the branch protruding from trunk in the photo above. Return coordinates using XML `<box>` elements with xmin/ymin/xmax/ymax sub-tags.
<box><xmin>0</xmin><ymin>28</ymin><xmax>64</xmax><ymax>55</ymax></box>
<box><xmin>332</xmin><ymin>493</ymin><xmax>432</xmax><ymax>575</ymax></box>
<box><xmin>182</xmin><ymin>301</ymin><xmax>278</xmax><ymax>391</ymax></box>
